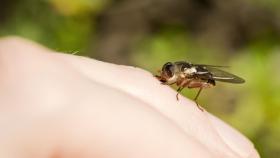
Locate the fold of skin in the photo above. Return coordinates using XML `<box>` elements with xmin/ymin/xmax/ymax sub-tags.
<box><xmin>0</xmin><ymin>37</ymin><xmax>259</xmax><ymax>158</ymax></box>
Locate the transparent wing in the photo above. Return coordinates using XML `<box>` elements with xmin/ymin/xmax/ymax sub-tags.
<box><xmin>195</xmin><ymin>64</ymin><xmax>229</xmax><ymax>68</ymax></box>
<box><xmin>204</xmin><ymin>66</ymin><xmax>245</xmax><ymax>83</ymax></box>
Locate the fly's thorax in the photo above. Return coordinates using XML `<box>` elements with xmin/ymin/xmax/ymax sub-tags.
<box><xmin>174</xmin><ymin>61</ymin><xmax>196</xmax><ymax>76</ymax></box>
<box><xmin>183</xmin><ymin>66</ymin><xmax>197</xmax><ymax>76</ymax></box>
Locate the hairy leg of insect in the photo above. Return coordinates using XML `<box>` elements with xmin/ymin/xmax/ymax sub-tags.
<box><xmin>194</xmin><ymin>87</ymin><xmax>203</xmax><ymax>101</ymax></box>
<box><xmin>175</xmin><ymin>79</ymin><xmax>193</xmax><ymax>100</ymax></box>
<box><xmin>194</xmin><ymin>87</ymin><xmax>204</xmax><ymax>111</ymax></box>
<box><xmin>176</xmin><ymin>87</ymin><xmax>184</xmax><ymax>100</ymax></box>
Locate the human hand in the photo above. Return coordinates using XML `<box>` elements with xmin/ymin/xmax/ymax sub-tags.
<box><xmin>0</xmin><ymin>37</ymin><xmax>259</xmax><ymax>158</ymax></box>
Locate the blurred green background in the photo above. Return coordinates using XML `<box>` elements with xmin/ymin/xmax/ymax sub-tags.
<box><xmin>1</xmin><ymin>0</ymin><xmax>279</xmax><ymax>157</ymax></box>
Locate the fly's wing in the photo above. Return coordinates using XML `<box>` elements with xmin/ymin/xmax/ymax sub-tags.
<box><xmin>195</xmin><ymin>64</ymin><xmax>229</xmax><ymax>68</ymax></box>
<box><xmin>204</xmin><ymin>66</ymin><xmax>245</xmax><ymax>83</ymax></box>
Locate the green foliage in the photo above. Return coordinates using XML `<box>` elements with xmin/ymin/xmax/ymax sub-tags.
<box><xmin>0</xmin><ymin>0</ymin><xmax>100</xmax><ymax>53</ymax></box>
<box><xmin>131</xmin><ymin>28</ymin><xmax>223</xmax><ymax>73</ymax></box>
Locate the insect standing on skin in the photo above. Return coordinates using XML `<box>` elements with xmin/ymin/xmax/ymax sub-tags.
<box><xmin>155</xmin><ymin>61</ymin><xmax>245</xmax><ymax>111</ymax></box>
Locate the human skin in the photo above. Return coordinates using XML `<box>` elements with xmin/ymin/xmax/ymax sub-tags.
<box><xmin>0</xmin><ymin>37</ymin><xmax>259</xmax><ymax>158</ymax></box>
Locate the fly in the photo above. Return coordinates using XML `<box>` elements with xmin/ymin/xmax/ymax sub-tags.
<box><xmin>155</xmin><ymin>61</ymin><xmax>245</xmax><ymax>111</ymax></box>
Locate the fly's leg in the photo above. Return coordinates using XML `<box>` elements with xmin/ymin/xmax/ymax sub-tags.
<box><xmin>194</xmin><ymin>87</ymin><xmax>203</xmax><ymax>101</ymax></box>
<box><xmin>195</xmin><ymin>102</ymin><xmax>204</xmax><ymax>111</ymax></box>
<box><xmin>194</xmin><ymin>87</ymin><xmax>204</xmax><ymax>111</ymax></box>
<box><xmin>176</xmin><ymin>87</ymin><xmax>184</xmax><ymax>100</ymax></box>
<box><xmin>176</xmin><ymin>79</ymin><xmax>192</xmax><ymax>100</ymax></box>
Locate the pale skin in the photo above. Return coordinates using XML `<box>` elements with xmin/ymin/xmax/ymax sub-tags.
<box><xmin>0</xmin><ymin>37</ymin><xmax>259</xmax><ymax>158</ymax></box>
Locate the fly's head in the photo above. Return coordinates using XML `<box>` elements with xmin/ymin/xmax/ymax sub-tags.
<box><xmin>155</xmin><ymin>62</ymin><xmax>178</xmax><ymax>84</ymax></box>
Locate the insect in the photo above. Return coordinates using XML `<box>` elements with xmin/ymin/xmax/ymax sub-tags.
<box><xmin>155</xmin><ymin>61</ymin><xmax>245</xmax><ymax>111</ymax></box>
